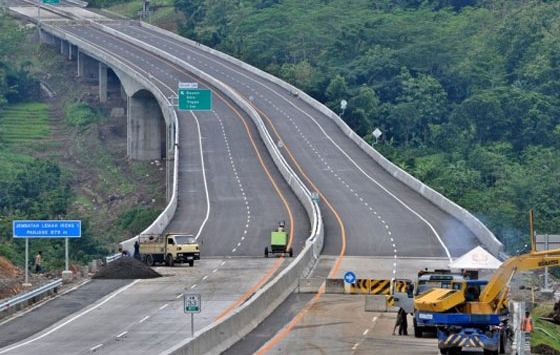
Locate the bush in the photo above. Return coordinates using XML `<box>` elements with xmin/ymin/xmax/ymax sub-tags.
<box><xmin>65</xmin><ymin>103</ymin><xmax>100</xmax><ymax>131</ymax></box>
<box><xmin>116</xmin><ymin>207</ymin><xmax>161</xmax><ymax>236</ymax></box>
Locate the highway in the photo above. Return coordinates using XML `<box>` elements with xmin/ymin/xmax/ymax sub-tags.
<box><xmin>108</xmin><ymin>23</ymin><xmax>480</xmax><ymax>261</ymax></box>
<box><xmin>2</xmin><ymin>5</ymin><xmax>310</xmax><ymax>354</ymax></box>
<box><xmin>1</xmin><ymin>3</ymin><xmax>490</xmax><ymax>354</ymax></box>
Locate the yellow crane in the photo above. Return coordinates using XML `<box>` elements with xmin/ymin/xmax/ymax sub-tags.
<box><xmin>413</xmin><ymin>210</ymin><xmax>560</xmax><ymax>354</ymax></box>
<box><xmin>415</xmin><ymin>210</ymin><xmax>560</xmax><ymax>314</ymax></box>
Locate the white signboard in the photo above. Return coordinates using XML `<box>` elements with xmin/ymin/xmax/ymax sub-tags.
<box><xmin>184</xmin><ymin>294</ymin><xmax>201</xmax><ymax>313</ymax></box>
<box><xmin>179</xmin><ymin>82</ymin><xmax>198</xmax><ymax>89</ymax></box>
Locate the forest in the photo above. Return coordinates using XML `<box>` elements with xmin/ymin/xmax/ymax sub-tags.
<box><xmin>173</xmin><ymin>0</ymin><xmax>560</xmax><ymax>253</ymax></box>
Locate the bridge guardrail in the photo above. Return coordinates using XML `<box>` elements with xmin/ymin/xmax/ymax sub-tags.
<box><xmin>139</xmin><ymin>21</ymin><xmax>503</xmax><ymax>257</ymax></box>
<box><xmin>0</xmin><ymin>279</ymin><xmax>62</xmax><ymax>316</ymax></box>
<box><xmin>104</xmin><ymin>253</ymin><xmax>121</xmax><ymax>265</ymax></box>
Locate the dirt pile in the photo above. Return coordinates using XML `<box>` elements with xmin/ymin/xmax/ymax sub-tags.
<box><xmin>0</xmin><ymin>257</ymin><xmax>22</xmax><ymax>299</ymax></box>
<box><xmin>532</xmin><ymin>344</ymin><xmax>560</xmax><ymax>355</ymax></box>
<box><xmin>93</xmin><ymin>257</ymin><xmax>161</xmax><ymax>279</ymax></box>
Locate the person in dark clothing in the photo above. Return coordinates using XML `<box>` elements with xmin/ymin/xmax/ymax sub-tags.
<box><xmin>398</xmin><ymin>307</ymin><xmax>408</xmax><ymax>335</ymax></box>
<box><xmin>134</xmin><ymin>241</ymin><xmax>140</xmax><ymax>259</ymax></box>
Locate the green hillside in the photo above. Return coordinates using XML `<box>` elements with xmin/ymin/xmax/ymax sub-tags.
<box><xmin>172</xmin><ymin>0</ymin><xmax>560</xmax><ymax>253</ymax></box>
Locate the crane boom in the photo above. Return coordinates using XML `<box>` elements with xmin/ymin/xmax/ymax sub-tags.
<box><xmin>479</xmin><ymin>248</ymin><xmax>560</xmax><ymax>303</ymax></box>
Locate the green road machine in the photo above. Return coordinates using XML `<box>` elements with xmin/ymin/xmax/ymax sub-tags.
<box><xmin>264</xmin><ymin>221</ymin><xmax>293</xmax><ymax>257</ymax></box>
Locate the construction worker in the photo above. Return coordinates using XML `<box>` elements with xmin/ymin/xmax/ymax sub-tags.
<box><xmin>34</xmin><ymin>251</ymin><xmax>43</xmax><ymax>273</ymax></box>
<box><xmin>521</xmin><ymin>311</ymin><xmax>533</xmax><ymax>333</ymax></box>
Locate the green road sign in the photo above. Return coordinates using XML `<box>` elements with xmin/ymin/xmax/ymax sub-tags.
<box><xmin>43</xmin><ymin>0</ymin><xmax>60</xmax><ymax>4</ymax></box>
<box><xmin>184</xmin><ymin>294</ymin><xmax>201</xmax><ymax>313</ymax></box>
<box><xmin>178</xmin><ymin>89</ymin><xmax>212</xmax><ymax>111</ymax></box>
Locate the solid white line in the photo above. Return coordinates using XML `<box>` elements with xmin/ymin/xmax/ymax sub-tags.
<box><xmin>0</xmin><ymin>280</ymin><xmax>140</xmax><ymax>354</ymax></box>
<box><xmin>139</xmin><ymin>316</ymin><xmax>150</xmax><ymax>323</ymax></box>
<box><xmin>159</xmin><ymin>304</ymin><xmax>168</xmax><ymax>310</ymax></box>
<box><xmin>116</xmin><ymin>331</ymin><xmax>128</xmax><ymax>338</ymax></box>
<box><xmin>191</xmin><ymin>112</ymin><xmax>211</xmax><ymax>241</ymax></box>
<box><xmin>164</xmin><ymin>37</ymin><xmax>452</xmax><ymax>260</ymax></box>
<box><xmin>90</xmin><ymin>344</ymin><xmax>103</xmax><ymax>351</ymax></box>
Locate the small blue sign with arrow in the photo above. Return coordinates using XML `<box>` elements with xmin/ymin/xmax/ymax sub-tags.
<box><xmin>344</xmin><ymin>271</ymin><xmax>356</xmax><ymax>284</ymax></box>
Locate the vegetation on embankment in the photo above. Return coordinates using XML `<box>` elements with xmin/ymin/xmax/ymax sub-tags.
<box><xmin>0</xmin><ymin>15</ymin><xmax>165</xmax><ymax>271</ymax></box>
<box><xmin>531</xmin><ymin>304</ymin><xmax>560</xmax><ymax>354</ymax></box>
<box><xmin>167</xmin><ymin>0</ymin><xmax>560</xmax><ymax>254</ymax></box>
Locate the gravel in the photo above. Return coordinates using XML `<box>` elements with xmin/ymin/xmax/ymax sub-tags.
<box><xmin>93</xmin><ymin>257</ymin><xmax>161</xmax><ymax>279</ymax></box>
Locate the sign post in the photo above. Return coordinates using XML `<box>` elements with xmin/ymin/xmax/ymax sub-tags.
<box><xmin>13</xmin><ymin>220</ymin><xmax>81</xmax><ymax>285</ymax></box>
<box><xmin>38</xmin><ymin>0</ymin><xmax>60</xmax><ymax>43</ymax></box>
<box><xmin>536</xmin><ymin>234</ymin><xmax>560</xmax><ymax>291</ymax></box>
<box><xmin>184</xmin><ymin>294</ymin><xmax>201</xmax><ymax>337</ymax></box>
<box><xmin>24</xmin><ymin>238</ymin><xmax>30</xmax><ymax>286</ymax></box>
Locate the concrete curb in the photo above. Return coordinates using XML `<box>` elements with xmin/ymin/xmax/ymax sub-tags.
<box><xmin>138</xmin><ymin>21</ymin><xmax>503</xmax><ymax>257</ymax></box>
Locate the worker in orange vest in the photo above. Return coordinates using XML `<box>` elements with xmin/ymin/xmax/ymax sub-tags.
<box><xmin>521</xmin><ymin>311</ymin><xmax>533</xmax><ymax>333</ymax></box>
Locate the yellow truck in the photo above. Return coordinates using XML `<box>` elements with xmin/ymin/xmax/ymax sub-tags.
<box><xmin>139</xmin><ymin>234</ymin><xmax>200</xmax><ymax>267</ymax></box>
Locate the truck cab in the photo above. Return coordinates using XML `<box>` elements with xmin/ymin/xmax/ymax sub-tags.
<box><xmin>139</xmin><ymin>234</ymin><xmax>200</xmax><ymax>267</ymax></box>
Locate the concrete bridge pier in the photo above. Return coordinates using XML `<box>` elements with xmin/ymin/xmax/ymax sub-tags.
<box><xmin>99</xmin><ymin>63</ymin><xmax>107</xmax><ymax>103</ymax></box>
<box><xmin>126</xmin><ymin>90</ymin><xmax>166</xmax><ymax>161</ymax></box>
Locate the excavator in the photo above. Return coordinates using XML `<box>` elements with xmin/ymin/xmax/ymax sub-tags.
<box><xmin>414</xmin><ymin>210</ymin><xmax>560</xmax><ymax>354</ymax></box>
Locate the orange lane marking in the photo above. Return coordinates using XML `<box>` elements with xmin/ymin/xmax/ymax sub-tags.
<box><xmin>256</xmin><ymin>286</ymin><xmax>326</xmax><ymax>355</ymax></box>
<box><xmin>245</xmin><ymin>101</ymin><xmax>347</xmax><ymax>354</ymax></box>
<box><xmin>92</xmin><ymin>32</ymin><xmax>297</xmax><ymax>322</ymax></box>
<box><xmin>249</xmin><ymin>103</ymin><xmax>346</xmax><ymax>278</ymax></box>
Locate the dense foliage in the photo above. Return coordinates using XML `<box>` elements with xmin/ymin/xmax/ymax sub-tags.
<box><xmin>174</xmin><ymin>0</ymin><xmax>560</xmax><ymax>252</ymax></box>
<box><xmin>0</xmin><ymin>17</ymin><xmax>40</xmax><ymax>111</ymax></box>
<box><xmin>0</xmin><ymin>16</ymin><xmax>111</xmax><ymax>269</ymax></box>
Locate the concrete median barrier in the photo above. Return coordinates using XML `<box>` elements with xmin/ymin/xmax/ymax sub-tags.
<box><xmin>297</xmin><ymin>278</ymin><xmax>324</xmax><ymax>293</ymax></box>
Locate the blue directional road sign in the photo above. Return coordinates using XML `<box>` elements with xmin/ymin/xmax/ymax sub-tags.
<box><xmin>344</xmin><ymin>271</ymin><xmax>356</xmax><ymax>284</ymax></box>
<box><xmin>13</xmin><ymin>220</ymin><xmax>81</xmax><ymax>238</ymax></box>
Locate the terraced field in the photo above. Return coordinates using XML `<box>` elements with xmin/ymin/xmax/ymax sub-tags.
<box><xmin>0</xmin><ymin>102</ymin><xmax>51</xmax><ymax>180</ymax></box>
<box><xmin>0</xmin><ymin>102</ymin><xmax>51</xmax><ymax>146</ymax></box>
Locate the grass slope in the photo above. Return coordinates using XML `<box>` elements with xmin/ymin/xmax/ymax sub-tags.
<box><xmin>532</xmin><ymin>305</ymin><xmax>560</xmax><ymax>353</ymax></box>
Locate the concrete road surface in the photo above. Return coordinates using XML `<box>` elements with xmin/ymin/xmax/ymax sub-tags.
<box><xmin>0</xmin><ymin>258</ymin><xmax>287</xmax><ymax>355</ymax></box>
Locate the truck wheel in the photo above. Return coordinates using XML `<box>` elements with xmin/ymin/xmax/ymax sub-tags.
<box><xmin>413</xmin><ymin>321</ymin><xmax>422</xmax><ymax>338</ymax></box>
<box><xmin>146</xmin><ymin>254</ymin><xmax>154</xmax><ymax>266</ymax></box>
<box><xmin>264</xmin><ymin>247</ymin><xmax>269</xmax><ymax>258</ymax></box>
<box><xmin>439</xmin><ymin>349</ymin><xmax>447</xmax><ymax>355</ymax></box>
<box><xmin>166</xmin><ymin>254</ymin><xmax>174</xmax><ymax>267</ymax></box>
<box><xmin>288</xmin><ymin>248</ymin><xmax>293</xmax><ymax>257</ymax></box>
<box><xmin>141</xmin><ymin>255</ymin><xmax>147</xmax><ymax>264</ymax></box>
<box><xmin>483</xmin><ymin>350</ymin><xmax>498</xmax><ymax>355</ymax></box>
<box><xmin>188</xmin><ymin>260</ymin><xmax>194</xmax><ymax>267</ymax></box>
